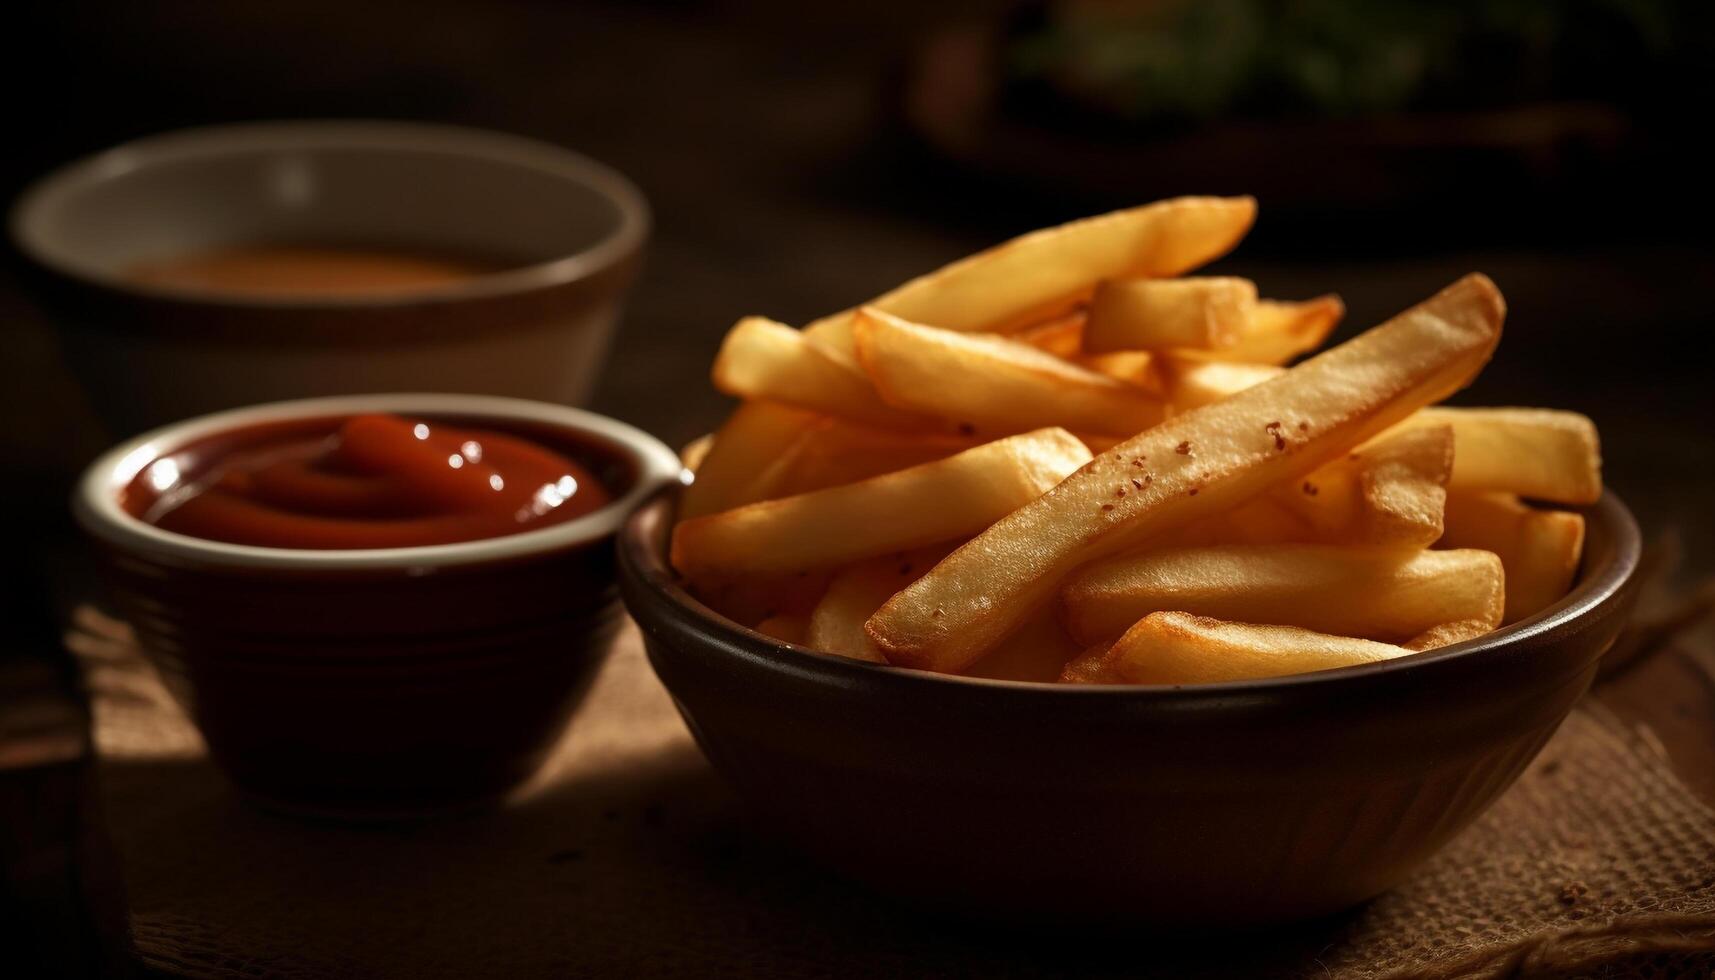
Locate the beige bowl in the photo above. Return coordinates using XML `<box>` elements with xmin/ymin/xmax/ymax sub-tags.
<box><xmin>10</xmin><ymin>121</ymin><xmax>649</xmax><ymax>436</ymax></box>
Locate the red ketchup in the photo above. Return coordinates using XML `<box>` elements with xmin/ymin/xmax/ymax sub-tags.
<box><xmin>137</xmin><ymin>414</ymin><xmax>611</xmax><ymax>549</ymax></box>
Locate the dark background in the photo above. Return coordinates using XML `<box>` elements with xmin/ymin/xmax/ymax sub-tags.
<box><xmin>3</xmin><ymin>1</ymin><xmax>1713</xmax><ymax>974</ymax></box>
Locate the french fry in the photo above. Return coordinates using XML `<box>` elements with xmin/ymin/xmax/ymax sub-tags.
<box><xmin>755</xmin><ymin>612</ymin><xmax>811</xmax><ymax>645</ymax></box>
<box><xmin>852</xmin><ymin>308</ymin><xmax>1166</xmax><ymax>438</ymax></box>
<box><xmin>711</xmin><ymin>316</ymin><xmax>934</xmax><ymax>430</ymax></box>
<box><xmin>806</xmin><ymin>549</ymin><xmax>952</xmax><ymax>663</ymax></box>
<box><xmin>1083</xmin><ymin>277</ymin><xmax>1257</xmax><ymax>353</ymax></box>
<box><xmin>770</xmin><ymin>420</ymin><xmax>976</xmax><ymax>498</ymax></box>
<box><xmin>1162</xmin><ymin>359</ymin><xmax>1285</xmax><ymax>411</ymax></box>
<box><xmin>672</xmin><ymin>428</ymin><xmax>1091</xmax><ymax>577</ymax></box>
<box><xmin>1077</xmin><ymin>350</ymin><xmax>1165</xmax><ymax>395</ymax></box>
<box><xmin>1275</xmin><ymin>424</ymin><xmax>1453</xmax><ymax>548</ymax></box>
<box><xmin>1159</xmin><ymin>496</ymin><xmax>1315</xmax><ymax>548</ymax></box>
<box><xmin>1398</xmin><ymin>407</ymin><xmax>1602</xmax><ymax>505</ymax></box>
<box><xmin>1216</xmin><ymin>295</ymin><xmax>1346</xmax><ymax>365</ymax></box>
<box><xmin>962</xmin><ymin>609</ymin><xmax>1083</xmax><ymax>682</ymax></box>
<box><xmin>1441</xmin><ymin>491</ymin><xmax>1586</xmax><ymax>623</ymax></box>
<box><xmin>680</xmin><ymin>401</ymin><xmax>819</xmax><ymax>520</ymax></box>
<box><xmin>804</xmin><ymin>196</ymin><xmax>1257</xmax><ymax>355</ymax></box>
<box><xmin>687</xmin><ymin>570</ymin><xmax>832</xmax><ymax>628</ymax></box>
<box><xmin>1014</xmin><ymin>311</ymin><xmax>1087</xmax><ymax>358</ymax></box>
<box><xmin>866</xmin><ymin>274</ymin><xmax>1505</xmax><ymax>672</ymax></box>
<box><xmin>680</xmin><ymin>434</ymin><xmax>714</xmax><ymax>472</ymax></box>
<box><xmin>1060</xmin><ymin>545</ymin><xmax>1504</xmax><ymax>645</ymax></box>
<box><xmin>1101</xmin><ymin>613</ymin><xmax>1414</xmax><ymax>684</ymax></box>
<box><xmin>1058</xmin><ymin>644</ymin><xmax>1117</xmax><ymax>683</ymax></box>
<box><xmin>1403</xmin><ymin>619</ymin><xmax>1495</xmax><ymax>652</ymax></box>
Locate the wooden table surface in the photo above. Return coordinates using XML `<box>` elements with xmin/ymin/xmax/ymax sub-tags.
<box><xmin>4</xmin><ymin>2</ymin><xmax>1714</xmax><ymax>975</ymax></box>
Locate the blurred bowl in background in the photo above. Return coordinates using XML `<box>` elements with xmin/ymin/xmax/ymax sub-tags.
<box><xmin>11</xmin><ymin>121</ymin><xmax>649</xmax><ymax>436</ymax></box>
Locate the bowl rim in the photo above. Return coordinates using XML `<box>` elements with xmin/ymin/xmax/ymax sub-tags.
<box><xmin>75</xmin><ymin>393</ymin><xmax>685</xmax><ymax>571</ymax></box>
<box><xmin>619</xmin><ymin>488</ymin><xmax>1641</xmax><ymax>697</ymax></box>
<box><xmin>8</xmin><ymin>119</ymin><xmax>650</xmax><ymax>311</ymax></box>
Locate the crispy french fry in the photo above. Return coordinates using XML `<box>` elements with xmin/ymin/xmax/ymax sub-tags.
<box><xmin>1403</xmin><ymin>618</ymin><xmax>1495</xmax><ymax>652</ymax></box>
<box><xmin>1060</xmin><ymin>545</ymin><xmax>1504</xmax><ymax>645</ymax></box>
<box><xmin>711</xmin><ymin>316</ymin><xmax>933</xmax><ymax>430</ymax></box>
<box><xmin>1217</xmin><ymin>295</ymin><xmax>1346</xmax><ymax>365</ymax></box>
<box><xmin>672</xmin><ymin>428</ymin><xmax>1091</xmax><ymax>577</ymax></box>
<box><xmin>1274</xmin><ymin>424</ymin><xmax>1453</xmax><ymax>548</ymax></box>
<box><xmin>804</xmin><ymin>196</ymin><xmax>1257</xmax><ymax>355</ymax></box>
<box><xmin>680</xmin><ymin>434</ymin><xmax>715</xmax><ymax>472</ymax></box>
<box><xmin>687</xmin><ymin>570</ymin><xmax>832</xmax><ymax>628</ymax></box>
<box><xmin>962</xmin><ymin>609</ymin><xmax>1082</xmax><ymax>682</ymax></box>
<box><xmin>806</xmin><ymin>549</ymin><xmax>952</xmax><ymax>663</ymax></box>
<box><xmin>680</xmin><ymin>401</ymin><xmax>819</xmax><ymax>519</ymax></box>
<box><xmin>1058</xmin><ymin>644</ymin><xmax>1117</xmax><ymax>683</ymax></box>
<box><xmin>755</xmin><ymin>612</ymin><xmax>811</xmax><ymax>645</ymax></box>
<box><xmin>866</xmin><ymin>274</ymin><xmax>1505</xmax><ymax>672</ymax></box>
<box><xmin>1077</xmin><ymin>350</ymin><xmax>1165</xmax><ymax>395</ymax></box>
<box><xmin>1162</xmin><ymin>359</ymin><xmax>1285</xmax><ymax>411</ymax></box>
<box><xmin>770</xmin><ymin>421</ymin><xmax>975</xmax><ymax>498</ymax></box>
<box><xmin>1102</xmin><ymin>613</ymin><xmax>1414</xmax><ymax>684</ymax></box>
<box><xmin>853</xmin><ymin>308</ymin><xmax>1166</xmax><ymax>438</ymax></box>
<box><xmin>1441</xmin><ymin>491</ymin><xmax>1586</xmax><ymax>623</ymax></box>
<box><xmin>1014</xmin><ymin>311</ymin><xmax>1087</xmax><ymax>358</ymax></box>
<box><xmin>1083</xmin><ymin>277</ymin><xmax>1257</xmax><ymax>353</ymax></box>
<box><xmin>1397</xmin><ymin>407</ymin><xmax>1602</xmax><ymax>504</ymax></box>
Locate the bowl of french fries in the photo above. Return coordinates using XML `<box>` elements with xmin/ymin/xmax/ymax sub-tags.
<box><xmin>618</xmin><ymin>198</ymin><xmax>1641</xmax><ymax>922</ymax></box>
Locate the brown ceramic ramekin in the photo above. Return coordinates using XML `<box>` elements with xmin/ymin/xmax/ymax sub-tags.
<box><xmin>619</xmin><ymin>490</ymin><xmax>1640</xmax><ymax>925</ymax></box>
<box><xmin>76</xmin><ymin>394</ymin><xmax>681</xmax><ymax>818</ymax></box>
<box><xmin>12</xmin><ymin>121</ymin><xmax>649</xmax><ymax>436</ymax></box>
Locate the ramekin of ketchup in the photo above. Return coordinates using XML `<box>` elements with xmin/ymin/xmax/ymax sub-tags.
<box><xmin>76</xmin><ymin>394</ymin><xmax>681</xmax><ymax>818</ymax></box>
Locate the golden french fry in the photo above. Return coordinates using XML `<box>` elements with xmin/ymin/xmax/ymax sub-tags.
<box><xmin>1060</xmin><ymin>545</ymin><xmax>1504</xmax><ymax>645</ymax></box>
<box><xmin>770</xmin><ymin>420</ymin><xmax>975</xmax><ymax>498</ymax></box>
<box><xmin>866</xmin><ymin>274</ymin><xmax>1505</xmax><ymax>672</ymax></box>
<box><xmin>1083</xmin><ymin>277</ymin><xmax>1257</xmax><ymax>353</ymax></box>
<box><xmin>1058</xmin><ymin>644</ymin><xmax>1117</xmax><ymax>683</ymax></box>
<box><xmin>755</xmin><ymin>612</ymin><xmax>811</xmax><ymax>645</ymax></box>
<box><xmin>672</xmin><ymin>428</ymin><xmax>1091</xmax><ymax>577</ymax></box>
<box><xmin>852</xmin><ymin>308</ymin><xmax>1166</xmax><ymax>438</ymax></box>
<box><xmin>1397</xmin><ymin>407</ymin><xmax>1602</xmax><ymax>504</ymax></box>
<box><xmin>1014</xmin><ymin>311</ymin><xmax>1087</xmax><ymax>358</ymax></box>
<box><xmin>1216</xmin><ymin>295</ymin><xmax>1346</xmax><ymax>365</ymax></box>
<box><xmin>806</xmin><ymin>549</ymin><xmax>951</xmax><ymax>663</ymax></box>
<box><xmin>680</xmin><ymin>401</ymin><xmax>819</xmax><ymax>520</ymax></box>
<box><xmin>686</xmin><ymin>569</ymin><xmax>832</xmax><ymax>628</ymax></box>
<box><xmin>1441</xmin><ymin>491</ymin><xmax>1586</xmax><ymax>623</ymax></box>
<box><xmin>962</xmin><ymin>609</ymin><xmax>1082</xmax><ymax>683</ymax></box>
<box><xmin>1162</xmin><ymin>359</ymin><xmax>1285</xmax><ymax>411</ymax></box>
<box><xmin>680</xmin><ymin>434</ymin><xmax>715</xmax><ymax>472</ymax></box>
<box><xmin>1403</xmin><ymin>618</ymin><xmax>1495</xmax><ymax>652</ymax></box>
<box><xmin>711</xmin><ymin>316</ymin><xmax>933</xmax><ymax>430</ymax></box>
<box><xmin>1077</xmin><ymin>350</ymin><xmax>1165</xmax><ymax>395</ymax></box>
<box><xmin>1102</xmin><ymin>613</ymin><xmax>1414</xmax><ymax>684</ymax></box>
<box><xmin>804</xmin><ymin>196</ymin><xmax>1257</xmax><ymax>355</ymax></box>
<box><xmin>1274</xmin><ymin>424</ymin><xmax>1453</xmax><ymax>548</ymax></box>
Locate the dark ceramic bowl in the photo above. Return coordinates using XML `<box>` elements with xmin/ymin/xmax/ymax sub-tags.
<box><xmin>76</xmin><ymin>394</ymin><xmax>680</xmax><ymax>818</ymax></box>
<box><xmin>619</xmin><ymin>489</ymin><xmax>1640</xmax><ymax>924</ymax></box>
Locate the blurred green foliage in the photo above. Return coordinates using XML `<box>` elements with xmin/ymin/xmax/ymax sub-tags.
<box><xmin>1005</xmin><ymin>0</ymin><xmax>1697</xmax><ymax>122</ymax></box>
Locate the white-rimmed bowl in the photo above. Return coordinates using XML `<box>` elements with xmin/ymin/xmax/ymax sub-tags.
<box><xmin>75</xmin><ymin>393</ymin><xmax>681</xmax><ymax>819</ymax></box>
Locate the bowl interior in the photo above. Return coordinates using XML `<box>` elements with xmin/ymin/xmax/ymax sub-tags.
<box><xmin>12</xmin><ymin>121</ymin><xmax>647</xmax><ymax>297</ymax></box>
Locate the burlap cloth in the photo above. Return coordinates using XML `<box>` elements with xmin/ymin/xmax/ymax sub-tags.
<box><xmin>70</xmin><ymin>613</ymin><xmax>1715</xmax><ymax>979</ymax></box>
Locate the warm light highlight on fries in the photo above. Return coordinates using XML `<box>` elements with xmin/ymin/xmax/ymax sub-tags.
<box><xmin>1084</xmin><ymin>277</ymin><xmax>1257</xmax><ymax>353</ymax></box>
<box><xmin>1100</xmin><ymin>613</ymin><xmax>1415</xmax><ymax>684</ymax></box>
<box><xmin>680</xmin><ymin>401</ymin><xmax>819</xmax><ymax>519</ymax></box>
<box><xmin>853</xmin><ymin>308</ymin><xmax>1166</xmax><ymax>438</ymax></box>
<box><xmin>1060</xmin><ymin>545</ymin><xmax>1503</xmax><ymax>645</ymax></box>
<box><xmin>803</xmin><ymin>196</ymin><xmax>1257</xmax><ymax>355</ymax></box>
<box><xmin>1401</xmin><ymin>407</ymin><xmax>1602</xmax><ymax>504</ymax></box>
<box><xmin>866</xmin><ymin>274</ymin><xmax>1504</xmax><ymax>672</ymax></box>
<box><xmin>1442</xmin><ymin>491</ymin><xmax>1586</xmax><ymax>623</ymax></box>
<box><xmin>671</xmin><ymin>428</ymin><xmax>1090</xmax><ymax>577</ymax></box>
<box><xmin>712</xmin><ymin>316</ymin><xmax>932</xmax><ymax>430</ymax></box>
